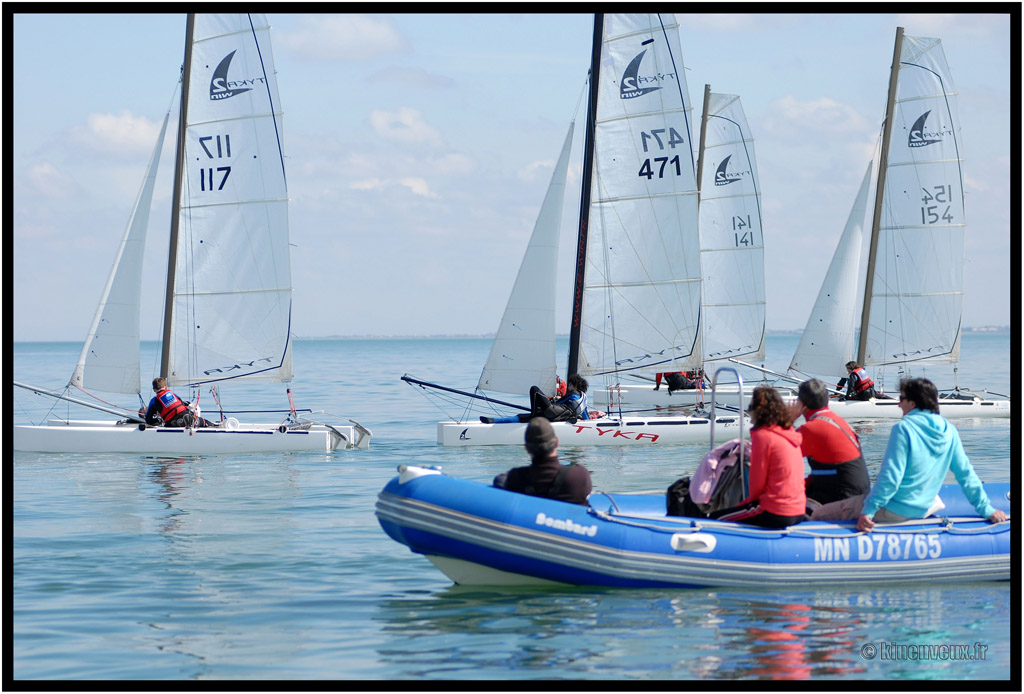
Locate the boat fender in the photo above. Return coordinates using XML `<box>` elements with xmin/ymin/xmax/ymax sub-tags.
<box><xmin>278</xmin><ymin>424</ymin><xmax>288</xmax><ymax>433</ymax></box>
<box><xmin>224</xmin><ymin>417</ymin><xmax>239</xmax><ymax>431</ymax></box>
<box><xmin>398</xmin><ymin>465</ymin><xmax>443</xmax><ymax>484</ymax></box>
<box><xmin>138</xmin><ymin>423</ymin><xmax>147</xmax><ymax>431</ymax></box>
<box><xmin>670</xmin><ymin>533</ymin><xmax>717</xmax><ymax>553</ymax></box>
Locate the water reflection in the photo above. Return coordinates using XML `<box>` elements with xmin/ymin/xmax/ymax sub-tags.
<box><xmin>146</xmin><ymin>456</ymin><xmax>201</xmax><ymax>535</ymax></box>
<box><xmin>374</xmin><ymin>583</ymin><xmax>1009</xmax><ymax>680</ymax></box>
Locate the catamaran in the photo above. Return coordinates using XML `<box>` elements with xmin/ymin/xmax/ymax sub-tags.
<box><xmin>767</xmin><ymin>27</ymin><xmax>1009</xmax><ymax>421</ymax></box>
<box><xmin>407</xmin><ymin>14</ymin><xmax>749</xmax><ymax>447</ymax></box>
<box><xmin>14</xmin><ymin>14</ymin><xmax>371</xmax><ymax>454</ymax></box>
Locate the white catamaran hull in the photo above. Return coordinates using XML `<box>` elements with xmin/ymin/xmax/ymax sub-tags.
<box><xmin>14</xmin><ymin>419</ymin><xmax>371</xmax><ymax>454</ymax></box>
<box><xmin>824</xmin><ymin>397</ymin><xmax>1010</xmax><ymax>421</ymax></box>
<box><xmin>438</xmin><ymin>415</ymin><xmax>746</xmax><ymax>447</ymax></box>
<box><xmin>592</xmin><ymin>383</ymin><xmax>795</xmax><ymax>409</ymax></box>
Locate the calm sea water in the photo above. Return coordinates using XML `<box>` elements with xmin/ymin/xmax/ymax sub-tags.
<box><xmin>12</xmin><ymin>334</ymin><xmax>1014</xmax><ymax>681</ymax></box>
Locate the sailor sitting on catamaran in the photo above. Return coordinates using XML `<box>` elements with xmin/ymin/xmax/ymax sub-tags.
<box><xmin>481</xmin><ymin>374</ymin><xmax>592</xmax><ymax>424</ymax></box>
<box><xmin>141</xmin><ymin>377</ymin><xmax>215</xmax><ymax>428</ymax></box>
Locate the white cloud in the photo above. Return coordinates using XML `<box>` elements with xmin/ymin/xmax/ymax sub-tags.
<box><xmin>398</xmin><ymin>177</ymin><xmax>437</xmax><ymax>198</ymax></box>
<box><xmin>350</xmin><ymin>178</ymin><xmax>385</xmax><ymax>191</ymax></box>
<box><xmin>68</xmin><ymin>111</ymin><xmax>162</xmax><ymax>159</ymax></box>
<box><xmin>517</xmin><ymin>159</ymin><xmax>555</xmax><ymax>183</ymax></box>
<box><xmin>276</xmin><ymin>15</ymin><xmax>408</xmax><ymax>61</ymax></box>
<box><xmin>897</xmin><ymin>13</ymin><xmax>1006</xmax><ymax>39</ymax></box>
<box><xmin>369</xmin><ymin>107</ymin><xmax>443</xmax><ymax>148</ymax></box>
<box><xmin>763</xmin><ymin>95</ymin><xmax>872</xmax><ymax>139</ymax></box>
<box><xmin>26</xmin><ymin>162</ymin><xmax>78</xmax><ymax>199</ymax></box>
<box><xmin>367</xmin><ymin>65</ymin><xmax>456</xmax><ymax>89</ymax></box>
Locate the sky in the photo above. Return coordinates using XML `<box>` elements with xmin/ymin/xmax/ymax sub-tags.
<box><xmin>11</xmin><ymin>11</ymin><xmax>1015</xmax><ymax>343</ymax></box>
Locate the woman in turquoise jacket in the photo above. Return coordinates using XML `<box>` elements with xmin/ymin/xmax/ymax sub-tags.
<box><xmin>812</xmin><ymin>378</ymin><xmax>1007</xmax><ymax>531</ymax></box>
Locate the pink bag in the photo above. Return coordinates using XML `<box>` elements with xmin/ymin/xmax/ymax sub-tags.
<box><xmin>689</xmin><ymin>438</ymin><xmax>751</xmax><ymax>505</ymax></box>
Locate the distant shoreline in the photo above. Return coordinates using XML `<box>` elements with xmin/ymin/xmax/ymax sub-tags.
<box><xmin>13</xmin><ymin>326</ymin><xmax>1012</xmax><ymax>344</ymax></box>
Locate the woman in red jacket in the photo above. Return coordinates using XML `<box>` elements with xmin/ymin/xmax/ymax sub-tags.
<box><xmin>710</xmin><ymin>386</ymin><xmax>807</xmax><ymax>528</ymax></box>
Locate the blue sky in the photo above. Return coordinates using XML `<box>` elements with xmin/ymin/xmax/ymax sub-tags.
<box><xmin>12</xmin><ymin>11</ymin><xmax>1014</xmax><ymax>342</ymax></box>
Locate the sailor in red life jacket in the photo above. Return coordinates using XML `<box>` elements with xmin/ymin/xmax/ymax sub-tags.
<box><xmin>840</xmin><ymin>361</ymin><xmax>877</xmax><ymax>401</ymax></box>
<box><xmin>789</xmin><ymin>379</ymin><xmax>870</xmax><ymax>505</ymax></box>
<box><xmin>142</xmin><ymin>377</ymin><xmax>212</xmax><ymax>428</ymax></box>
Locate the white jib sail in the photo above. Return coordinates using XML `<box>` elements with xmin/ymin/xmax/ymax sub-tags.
<box><xmin>579</xmin><ymin>13</ymin><xmax>703</xmax><ymax>380</ymax></box>
<box><xmin>478</xmin><ymin>123</ymin><xmax>575</xmax><ymax>396</ymax></box>
<box><xmin>698</xmin><ymin>92</ymin><xmax>766</xmax><ymax>364</ymax></box>
<box><xmin>789</xmin><ymin>161</ymin><xmax>873</xmax><ymax>380</ymax></box>
<box><xmin>167</xmin><ymin>14</ymin><xmax>294</xmax><ymax>386</ymax></box>
<box><xmin>71</xmin><ymin>107</ymin><xmax>172</xmax><ymax>395</ymax></box>
<box><xmin>864</xmin><ymin>34</ymin><xmax>964</xmax><ymax>367</ymax></box>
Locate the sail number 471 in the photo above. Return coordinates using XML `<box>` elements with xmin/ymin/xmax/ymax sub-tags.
<box><xmin>638</xmin><ymin>128</ymin><xmax>685</xmax><ymax>180</ymax></box>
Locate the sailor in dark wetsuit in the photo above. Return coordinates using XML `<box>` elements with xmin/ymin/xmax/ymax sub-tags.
<box><xmin>482</xmin><ymin>374</ymin><xmax>591</xmax><ymax>424</ymax></box>
<box><xmin>492</xmin><ymin>417</ymin><xmax>592</xmax><ymax>505</ymax></box>
<box><xmin>790</xmin><ymin>379</ymin><xmax>870</xmax><ymax>504</ymax></box>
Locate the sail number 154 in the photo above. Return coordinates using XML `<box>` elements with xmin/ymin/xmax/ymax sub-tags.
<box><xmin>920</xmin><ymin>184</ymin><xmax>954</xmax><ymax>225</ymax></box>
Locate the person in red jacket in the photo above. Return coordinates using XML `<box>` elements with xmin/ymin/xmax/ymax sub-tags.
<box><xmin>710</xmin><ymin>386</ymin><xmax>806</xmax><ymax>528</ymax></box>
<box><xmin>789</xmin><ymin>378</ymin><xmax>870</xmax><ymax>505</ymax></box>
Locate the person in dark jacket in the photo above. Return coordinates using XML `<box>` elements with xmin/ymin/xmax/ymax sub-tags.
<box><xmin>493</xmin><ymin>417</ymin><xmax>592</xmax><ymax>505</ymax></box>
<box><xmin>482</xmin><ymin>374</ymin><xmax>591</xmax><ymax>424</ymax></box>
<box><xmin>789</xmin><ymin>378</ymin><xmax>870</xmax><ymax>505</ymax></box>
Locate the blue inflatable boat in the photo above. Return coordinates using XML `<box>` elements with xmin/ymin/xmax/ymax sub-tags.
<box><xmin>376</xmin><ymin>466</ymin><xmax>1011</xmax><ymax>588</ymax></box>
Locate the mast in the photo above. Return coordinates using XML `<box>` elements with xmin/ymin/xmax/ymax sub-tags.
<box><xmin>696</xmin><ymin>84</ymin><xmax>711</xmax><ymax>204</ymax></box>
<box><xmin>566</xmin><ymin>13</ymin><xmax>604</xmax><ymax>378</ymax></box>
<box><xmin>160</xmin><ymin>13</ymin><xmax>195</xmax><ymax>379</ymax></box>
<box><xmin>857</xmin><ymin>26</ymin><xmax>904</xmax><ymax>365</ymax></box>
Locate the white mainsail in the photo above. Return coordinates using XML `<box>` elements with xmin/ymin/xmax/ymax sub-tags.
<box><xmin>698</xmin><ymin>92</ymin><xmax>765</xmax><ymax>364</ymax></box>
<box><xmin>789</xmin><ymin>162</ymin><xmax>873</xmax><ymax>379</ymax></box>
<box><xmin>863</xmin><ymin>34</ymin><xmax>964</xmax><ymax>367</ymax></box>
<box><xmin>71</xmin><ymin>108</ymin><xmax>172</xmax><ymax>395</ymax></box>
<box><xmin>577</xmin><ymin>13</ymin><xmax>702</xmax><ymax>380</ymax></box>
<box><xmin>478</xmin><ymin>124</ymin><xmax>575</xmax><ymax>396</ymax></box>
<box><xmin>167</xmin><ymin>13</ymin><xmax>294</xmax><ymax>386</ymax></box>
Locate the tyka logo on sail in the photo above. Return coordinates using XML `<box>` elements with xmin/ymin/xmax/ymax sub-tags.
<box><xmin>210</xmin><ymin>51</ymin><xmax>264</xmax><ymax>101</ymax></box>
<box><xmin>714</xmin><ymin>155</ymin><xmax>749</xmax><ymax>186</ymax></box>
<box><xmin>908</xmin><ymin>110</ymin><xmax>950</xmax><ymax>148</ymax></box>
<box><xmin>620</xmin><ymin>39</ymin><xmax>674</xmax><ymax>100</ymax></box>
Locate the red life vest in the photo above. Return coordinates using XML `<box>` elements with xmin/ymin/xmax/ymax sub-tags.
<box><xmin>155</xmin><ymin>388</ymin><xmax>189</xmax><ymax>423</ymax></box>
<box><xmin>851</xmin><ymin>367</ymin><xmax>874</xmax><ymax>393</ymax></box>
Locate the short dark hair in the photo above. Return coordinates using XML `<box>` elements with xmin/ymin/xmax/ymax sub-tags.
<box><xmin>567</xmin><ymin>373</ymin><xmax>588</xmax><ymax>393</ymax></box>
<box><xmin>152</xmin><ymin>377</ymin><xmax>167</xmax><ymax>391</ymax></box>
<box><xmin>797</xmin><ymin>379</ymin><xmax>830</xmax><ymax>410</ymax></box>
<box><xmin>747</xmin><ymin>386</ymin><xmax>791</xmax><ymax>428</ymax></box>
<box><xmin>900</xmin><ymin>377</ymin><xmax>940</xmax><ymax>414</ymax></box>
